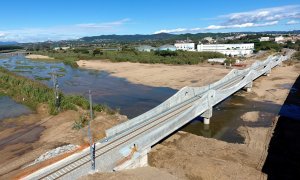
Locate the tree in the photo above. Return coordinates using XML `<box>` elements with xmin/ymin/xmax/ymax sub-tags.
<box><xmin>93</xmin><ymin>49</ymin><xmax>103</xmax><ymax>56</ymax></box>
<box><xmin>154</xmin><ymin>50</ymin><xmax>178</xmax><ymax>57</ymax></box>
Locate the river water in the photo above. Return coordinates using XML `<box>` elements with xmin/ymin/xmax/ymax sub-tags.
<box><xmin>181</xmin><ymin>92</ymin><xmax>281</xmax><ymax>143</ymax></box>
<box><xmin>0</xmin><ymin>96</ymin><xmax>32</xmax><ymax>120</ymax></box>
<box><xmin>0</xmin><ymin>55</ymin><xmax>176</xmax><ymax>118</ymax></box>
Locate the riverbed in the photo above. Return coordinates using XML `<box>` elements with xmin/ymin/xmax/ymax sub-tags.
<box><xmin>1</xmin><ymin>55</ymin><xmax>297</xmax><ymax>144</ymax></box>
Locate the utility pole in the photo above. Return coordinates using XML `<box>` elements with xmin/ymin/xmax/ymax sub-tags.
<box><xmin>51</xmin><ymin>70</ymin><xmax>59</xmax><ymax>111</ymax></box>
<box><xmin>88</xmin><ymin>90</ymin><xmax>96</xmax><ymax>171</ymax></box>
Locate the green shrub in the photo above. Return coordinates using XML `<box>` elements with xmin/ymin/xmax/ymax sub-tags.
<box><xmin>154</xmin><ymin>50</ymin><xmax>178</xmax><ymax>57</ymax></box>
<box><xmin>28</xmin><ymin>49</ymin><xmax>225</xmax><ymax>65</ymax></box>
<box><xmin>292</xmin><ymin>51</ymin><xmax>300</xmax><ymax>61</ymax></box>
<box><xmin>224</xmin><ymin>58</ymin><xmax>236</xmax><ymax>65</ymax></box>
<box><xmin>0</xmin><ymin>67</ymin><xmax>115</xmax><ymax>115</ymax></box>
<box><xmin>72</xmin><ymin>114</ymin><xmax>89</xmax><ymax>130</ymax></box>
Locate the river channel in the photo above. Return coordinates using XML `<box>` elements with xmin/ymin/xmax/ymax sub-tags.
<box><xmin>0</xmin><ymin>55</ymin><xmax>282</xmax><ymax>143</ymax></box>
<box><xmin>0</xmin><ymin>55</ymin><xmax>176</xmax><ymax>119</ymax></box>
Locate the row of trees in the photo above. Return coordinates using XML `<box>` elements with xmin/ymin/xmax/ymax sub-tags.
<box><xmin>254</xmin><ymin>41</ymin><xmax>283</xmax><ymax>52</ymax></box>
<box><xmin>0</xmin><ymin>45</ymin><xmax>23</xmax><ymax>52</ymax></box>
<box><xmin>32</xmin><ymin>47</ymin><xmax>225</xmax><ymax>65</ymax></box>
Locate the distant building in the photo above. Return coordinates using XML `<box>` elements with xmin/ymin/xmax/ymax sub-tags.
<box><xmin>203</xmin><ymin>37</ymin><xmax>214</xmax><ymax>43</ymax></box>
<box><xmin>61</xmin><ymin>47</ymin><xmax>70</xmax><ymax>50</ymax></box>
<box><xmin>235</xmin><ymin>34</ymin><xmax>247</xmax><ymax>39</ymax></box>
<box><xmin>158</xmin><ymin>44</ymin><xmax>177</xmax><ymax>51</ymax></box>
<box><xmin>175</xmin><ymin>37</ymin><xmax>193</xmax><ymax>43</ymax></box>
<box><xmin>197</xmin><ymin>43</ymin><xmax>254</xmax><ymax>56</ymax></box>
<box><xmin>224</xmin><ymin>36</ymin><xmax>235</xmax><ymax>40</ymax></box>
<box><xmin>174</xmin><ymin>42</ymin><xmax>195</xmax><ymax>51</ymax></box>
<box><xmin>259</xmin><ymin>37</ymin><xmax>270</xmax><ymax>42</ymax></box>
<box><xmin>54</xmin><ymin>46</ymin><xmax>70</xmax><ymax>51</ymax></box>
<box><xmin>207</xmin><ymin>58</ymin><xmax>226</xmax><ymax>63</ymax></box>
<box><xmin>275</xmin><ymin>36</ymin><xmax>284</xmax><ymax>43</ymax></box>
<box><xmin>136</xmin><ymin>45</ymin><xmax>156</xmax><ymax>52</ymax></box>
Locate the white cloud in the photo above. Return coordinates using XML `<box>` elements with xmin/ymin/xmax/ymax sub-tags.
<box><xmin>286</xmin><ymin>20</ymin><xmax>300</xmax><ymax>25</ymax></box>
<box><xmin>154</xmin><ymin>21</ymin><xmax>278</xmax><ymax>34</ymax></box>
<box><xmin>154</xmin><ymin>28</ymin><xmax>187</xmax><ymax>34</ymax></box>
<box><xmin>154</xmin><ymin>5</ymin><xmax>300</xmax><ymax>34</ymax></box>
<box><xmin>222</xmin><ymin>5</ymin><xmax>300</xmax><ymax>25</ymax></box>
<box><xmin>76</xmin><ymin>18</ymin><xmax>130</xmax><ymax>28</ymax></box>
<box><xmin>0</xmin><ymin>18</ymin><xmax>130</xmax><ymax>43</ymax></box>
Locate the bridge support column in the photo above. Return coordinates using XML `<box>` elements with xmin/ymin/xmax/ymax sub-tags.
<box><xmin>204</xmin><ymin>118</ymin><xmax>210</xmax><ymax>125</ymax></box>
<box><xmin>201</xmin><ymin>107</ymin><xmax>212</xmax><ymax>125</ymax></box>
<box><xmin>264</xmin><ymin>69</ymin><xmax>271</xmax><ymax>76</ymax></box>
<box><xmin>243</xmin><ymin>81</ymin><xmax>253</xmax><ymax>92</ymax></box>
<box><xmin>201</xmin><ymin>90</ymin><xmax>215</xmax><ymax>125</ymax></box>
<box><xmin>201</xmin><ymin>124</ymin><xmax>212</xmax><ymax>138</ymax></box>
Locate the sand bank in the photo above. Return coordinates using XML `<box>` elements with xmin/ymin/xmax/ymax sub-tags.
<box><xmin>77</xmin><ymin>60</ymin><xmax>230</xmax><ymax>90</ymax></box>
<box><xmin>25</xmin><ymin>54</ymin><xmax>54</xmax><ymax>60</ymax></box>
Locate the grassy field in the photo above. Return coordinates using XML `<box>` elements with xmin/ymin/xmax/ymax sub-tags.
<box><xmin>0</xmin><ymin>67</ymin><xmax>115</xmax><ymax>115</ymax></box>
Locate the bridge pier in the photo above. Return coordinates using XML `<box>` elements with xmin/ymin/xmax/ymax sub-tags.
<box><xmin>204</xmin><ymin>118</ymin><xmax>210</xmax><ymax>125</ymax></box>
<box><xmin>201</xmin><ymin>107</ymin><xmax>212</xmax><ymax>125</ymax></box>
<box><xmin>201</xmin><ymin>124</ymin><xmax>212</xmax><ymax>138</ymax></box>
<box><xmin>264</xmin><ymin>69</ymin><xmax>271</xmax><ymax>76</ymax></box>
<box><xmin>243</xmin><ymin>81</ymin><xmax>253</xmax><ymax>92</ymax></box>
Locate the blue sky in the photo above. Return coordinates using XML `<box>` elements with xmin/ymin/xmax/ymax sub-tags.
<box><xmin>0</xmin><ymin>0</ymin><xmax>300</xmax><ymax>42</ymax></box>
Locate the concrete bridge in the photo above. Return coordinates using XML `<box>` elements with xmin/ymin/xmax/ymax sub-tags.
<box><xmin>24</xmin><ymin>54</ymin><xmax>288</xmax><ymax>180</ymax></box>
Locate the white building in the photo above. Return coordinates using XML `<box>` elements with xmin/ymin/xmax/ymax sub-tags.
<box><xmin>136</xmin><ymin>45</ymin><xmax>156</xmax><ymax>52</ymax></box>
<box><xmin>203</xmin><ymin>37</ymin><xmax>214</xmax><ymax>43</ymax></box>
<box><xmin>275</xmin><ymin>36</ymin><xmax>284</xmax><ymax>43</ymax></box>
<box><xmin>235</xmin><ymin>34</ymin><xmax>247</xmax><ymax>39</ymax></box>
<box><xmin>259</xmin><ymin>37</ymin><xmax>270</xmax><ymax>42</ymax></box>
<box><xmin>197</xmin><ymin>43</ymin><xmax>254</xmax><ymax>56</ymax></box>
<box><xmin>224</xmin><ymin>36</ymin><xmax>235</xmax><ymax>40</ymax></box>
<box><xmin>174</xmin><ymin>42</ymin><xmax>195</xmax><ymax>51</ymax></box>
<box><xmin>54</xmin><ymin>46</ymin><xmax>70</xmax><ymax>51</ymax></box>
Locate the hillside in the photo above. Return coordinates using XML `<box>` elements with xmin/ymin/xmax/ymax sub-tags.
<box><xmin>78</xmin><ymin>30</ymin><xmax>300</xmax><ymax>43</ymax></box>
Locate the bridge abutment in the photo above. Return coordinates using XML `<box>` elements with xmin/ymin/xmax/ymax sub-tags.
<box><xmin>113</xmin><ymin>147</ymin><xmax>150</xmax><ymax>171</ymax></box>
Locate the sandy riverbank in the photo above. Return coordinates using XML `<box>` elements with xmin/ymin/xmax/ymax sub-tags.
<box><xmin>25</xmin><ymin>54</ymin><xmax>54</xmax><ymax>60</ymax></box>
<box><xmin>77</xmin><ymin>60</ymin><xmax>230</xmax><ymax>90</ymax></box>
<box><xmin>76</xmin><ymin>50</ymin><xmax>275</xmax><ymax>90</ymax></box>
<box><xmin>0</xmin><ymin>105</ymin><xmax>127</xmax><ymax>179</ymax></box>
<box><xmin>82</xmin><ymin>63</ymin><xmax>300</xmax><ymax>179</ymax></box>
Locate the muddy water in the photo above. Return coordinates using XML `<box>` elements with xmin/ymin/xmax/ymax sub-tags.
<box><xmin>181</xmin><ymin>91</ymin><xmax>281</xmax><ymax>143</ymax></box>
<box><xmin>0</xmin><ymin>96</ymin><xmax>32</xmax><ymax>121</ymax></box>
<box><xmin>0</xmin><ymin>55</ymin><xmax>176</xmax><ymax>118</ymax></box>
